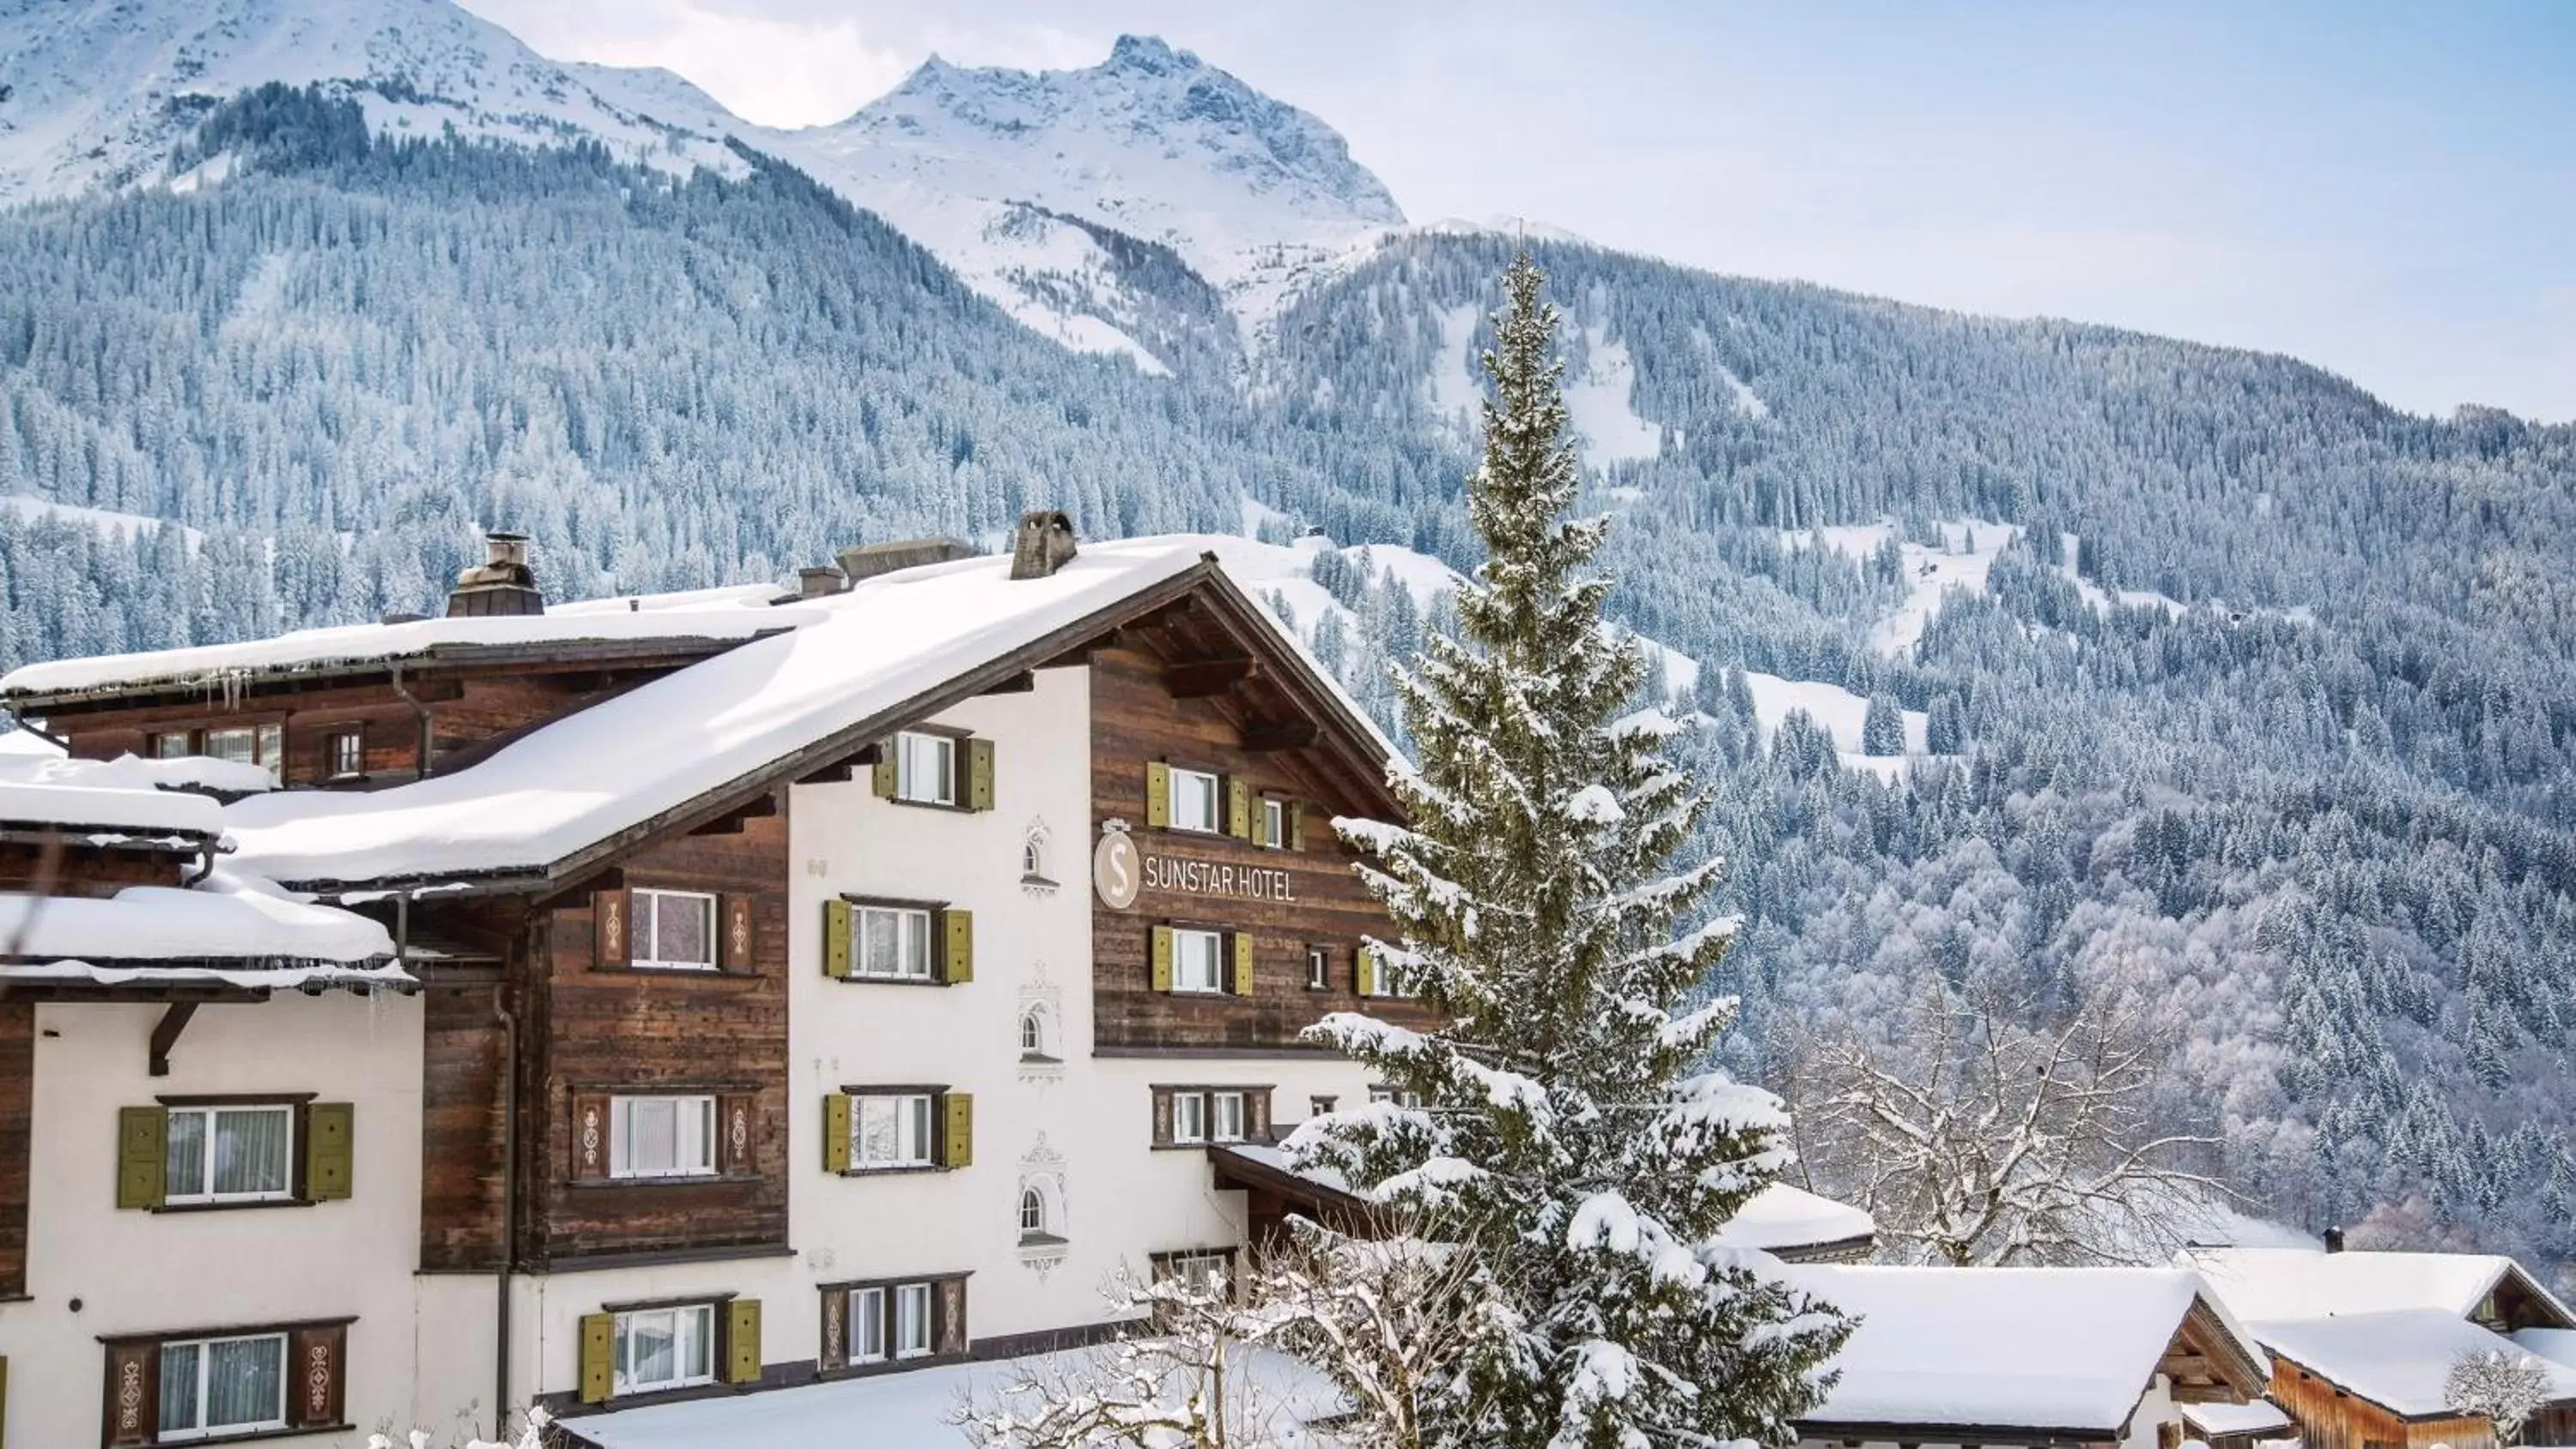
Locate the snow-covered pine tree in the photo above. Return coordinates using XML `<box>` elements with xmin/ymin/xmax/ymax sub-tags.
<box><xmin>1291</xmin><ymin>254</ymin><xmax>1848</xmax><ymax>1448</ymax></box>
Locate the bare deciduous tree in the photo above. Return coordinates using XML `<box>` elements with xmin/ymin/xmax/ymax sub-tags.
<box><xmin>956</xmin><ymin>1218</ymin><xmax>1493</xmax><ymax>1449</ymax></box>
<box><xmin>2445</xmin><ymin>1347</ymin><xmax>2555</xmax><ymax>1447</ymax></box>
<box><xmin>1781</xmin><ymin>975</ymin><xmax>2228</xmax><ymax>1266</ymax></box>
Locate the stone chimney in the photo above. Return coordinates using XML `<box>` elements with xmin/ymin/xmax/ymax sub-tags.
<box><xmin>1008</xmin><ymin>510</ymin><xmax>1078</xmax><ymax>580</ymax></box>
<box><xmin>795</xmin><ymin>566</ymin><xmax>849</xmax><ymax>598</ymax></box>
<box><xmin>835</xmin><ymin>538</ymin><xmax>975</xmax><ymax>583</ymax></box>
<box><xmin>446</xmin><ymin>531</ymin><xmax>544</xmax><ymax>617</ymax></box>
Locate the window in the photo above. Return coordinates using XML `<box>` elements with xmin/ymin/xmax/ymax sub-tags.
<box><xmin>1155</xmin><ymin>1087</ymin><xmax>1270</xmax><ymax>1149</ymax></box>
<box><xmin>1021</xmin><ymin>834</ymin><xmax>1050</xmax><ymax>883</ymax></box>
<box><xmin>1309</xmin><ymin>1094</ymin><xmax>1337</xmax><ymax>1117</ymax></box>
<box><xmin>325</xmin><ymin>727</ymin><xmax>364</xmax><ymax>779</ymax></box>
<box><xmin>856</xmin><ymin>906</ymin><xmax>933</xmax><ymax>980</ymax></box>
<box><xmin>895</xmin><ymin>1282</ymin><xmax>933</xmax><ymax>1357</ymax></box>
<box><xmin>201</xmin><ymin>723</ymin><xmax>285</xmax><ymax>784</ymax></box>
<box><xmin>613</xmin><ymin>1304</ymin><xmax>716</xmax><ymax>1396</ymax></box>
<box><xmin>153</xmin><ymin>731</ymin><xmax>192</xmax><ymax>760</ymax></box>
<box><xmin>896</xmin><ymin>731</ymin><xmax>957</xmax><ymax>805</ymax></box>
<box><xmin>1305</xmin><ymin>944</ymin><xmax>1331</xmax><ymax>991</ymax></box>
<box><xmin>1172</xmin><ymin>1092</ymin><xmax>1208</xmax><ymax>1144</ymax></box>
<box><xmin>164</xmin><ymin>1104</ymin><xmax>293</xmax><ymax>1204</ymax></box>
<box><xmin>1262</xmin><ymin>797</ymin><xmax>1287</xmax><ymax>850</ymax></box>
<box><xmin>1212</xmin><ymin>1091</ymin><xmax>1247</xmax><ymax>1143</ymax></box>
<box><xmin>1370</xmin><ymin>1085</ymin><xmax>1429</xmax><ymax>1110</ymax></box>
<box><xmin>610</xmin><ymin>1095</ymin><xmax>715</xmax><ymax>1179</ymax></box>
<box><xmin>851</xmin><ymin>1286</ymin><xmax>889</xmax><ymax>1364</ymax></box>
<box><xmin>157</xmin><ymin>1331</ymin><xmax>287</xmax><ymax>1440</ymax></box>
<box><xmin>1171</xmin><ymin>927</ymin><xmax>1224</xmax><ymax>993</ymax></box>
<box><xmin>1168</xmin><ymin>766</ymin><xmax>1221</xmax><ymax>834</ymax></box>
<box><xmin>630</xmin><ymin>889</ymin><xmax>717</xmax><ymax>971</ymax></box>
<box><xmin>854</xmin><ymin>1094</ymin><xmax>934</xmax><ymax>1169</ymax></box>
<box><xmin>1018</xmin><ymin>1008</ymin><xmax>1053</xmax><ymax>1062</ymax></box>
<box><xmin>1364</xmin><ymin>949</ymin><xmax>1421</xmax><ymax>1000</ymax></box>
<box><xmin>1153</xmin><ymin>1249</ymin><xmax>1234</xmax><ymax>1292</ymax></box>
<box><xmin>1019</xmin><ymin>1186</ymin><xmax>1048</xmax><ymax>1239</ymax></box>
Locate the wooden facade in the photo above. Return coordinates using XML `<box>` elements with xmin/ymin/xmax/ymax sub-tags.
<box><xmin>2268</xmin><ymin>1355</ymin><xmax>2499</xmax><ymax>1449</ymax></box>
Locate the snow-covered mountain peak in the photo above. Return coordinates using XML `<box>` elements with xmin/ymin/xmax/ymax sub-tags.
<box><xmin>810</xmin><ymin>33</ymin><xmax>1404</xmax><ymax>273</ymax></box>
<box><xmin>0</xmin><ymin>0</ymin><xmax>743</xmax><ymax>206</ymax></box>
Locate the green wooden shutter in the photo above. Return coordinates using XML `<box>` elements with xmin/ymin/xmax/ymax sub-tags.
<box><xmin>1355</xmin><ymin>946</ymin><xmax>1377</xmax><ymax>998</ymax></box>
<box><xmin>823</xmin><ymin>900</ymin><xmax>852</xmax><ymax>979</ymax></box>
<box><xmin>305</xmin><ymin>1101</ymin><xmax>354</xmax><ymax>1202</ymax></box>
<box><xmin>823</xmin><ymin>1094</ymin><xmax>852</xmax><ymax>1173</ymax></box>
<box><xmin>116</xmin><ymin>1106</ymin><xmax>166</xmax><ymax>1210</ymax></box>
<box><xmin>727</xmin><ymin>1299</ymin><xmax>763</xmax><ymax>1385</ymax></box>
<box><xmin>1230</xmin><ymin>932</ymin><xmax>1255</xmax><ymax>996</ymax></box>
<box><xmin>871</xmin><ymin>740</ymin><xmax>897</xmax><ymax>798</ymax></box>
<box><xmin>1226</xmin><ymin>776</ymin><xmax>1252</xmax><ymax>840</ymax></box>
<box><xmin>942</xmin><ymin>1092</ymin><xmax>974</xmax><ymax>1168</ymax></box>
<box><xmin>579</xmin><ymin>1313</ymin><xmax>616</xmax><ymax>1404</ymax></box>
<box><xmin>1289</xmin><ymin>801</ymin><xmax>1307</xmax><ymax>852</ymax></box>
<box><xmin>939</xmin><ymin>909</ymin><xmax>974</xmax><ymax>985</ymax></box>
<box><xmin>1150</xmin><ymin>925</ymin><xmax>1174</xmax><ymax>992</ymax></box>
<box><xmin>1145</xmin><ymin>761</ymin><xmax>1170</xmax><ymax>828</ymax></box>
<box><xmin>967</xmin><ymin>737</ymin><xmax>995</xmax><ymax>812</ymax></box>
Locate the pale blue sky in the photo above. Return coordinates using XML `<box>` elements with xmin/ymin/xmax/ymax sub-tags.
<box><xmin>465</xmin><ymin>0</ymin><xmax>2576</xmax><ymax>421</ymax></box>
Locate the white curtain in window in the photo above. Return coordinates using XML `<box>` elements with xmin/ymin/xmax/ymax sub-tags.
<box><xmin>212</xmin><ymin>1108</ymin><xmax>290</xmax><ymax>1197</ymax></box>
<box><xmin>204</xmin><ymin>1337</ymin><xmax>284</xmax><ymax>1429</ymax></box>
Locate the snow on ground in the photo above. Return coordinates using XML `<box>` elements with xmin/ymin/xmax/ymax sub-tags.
<box><xmin>3</xmin><ymin>494</ymin><xmax>203</xmax><ymax>547</ymax></box>
<box><xmin>1739</xmin><ymin>671</ymin><xmax>1929</xmax><ymax>760</ymax></box>
<box><xmin>568</xmin><ymin>1339</ymin><xmax>1340</xmax><ymax>1449</ymax></box>
<box><xmin>1428</xmin><ymin>303</ymin><xmax>1486</xmax><ymax>427</ymax></box>
<box><xmin>1689</xmin><ymin>324</ymin><xmax>1771</xmax><ymax>420</ymax></box>
<box><xmin>1786</xmin><ymin>518</ymin><xmax>2019</xmax><ymax>658</ymax></box>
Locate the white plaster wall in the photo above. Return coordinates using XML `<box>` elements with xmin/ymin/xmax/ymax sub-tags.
<box><xmin>0</xmin><ymin>993</ymin><xmax>423</xmax><ymax>1449</ymax></box>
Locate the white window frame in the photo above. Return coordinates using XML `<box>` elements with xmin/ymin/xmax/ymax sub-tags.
<box><xmin>1211</xmin><ymin>1091</ymin><xmax>1247</xmax><ymax>1143</ymax></box>
<box><xmin>153</xmin><ymin>731</ymin><xmax>192</xmax><ymax>760</ymax></box>
<box><xmin>1370</xmin><ymin>1085</ymin><xmax>1428</xmax><ymax>1110</ymax></box>
<box><xmin>201</xmin><ymin>724</ymin><xmax>285</xmax><ymax>785</ymax></box>
<box><xmin>851</xmin><ymin>1286</ymin><xmax>889</xmax><ymax>1364</ymax></box>
<box><xmin>1365</xmin><ymin>953</ymin><xmax>1421</xmax><ymax>1000</ymax></box>
<box><xmin>1167</xmin><ymin>767</ymin><xmax>1221</xmax><ymax>834</ymax></box>
<box><xmin>162</xmin><ymin>1103</ymin><xmax>295</xmax><ymax>1205</ymax></box>
<box><xmin>612</xmin><ymin>1303</ymin><xmax>717</xmax><ymax>1397</ymax></box>
<box><xmin>156</xmin><ymin>1331</ymin><xmax>288</xmax><ymax>1441</ymax></box>
<box><xmin>631</xmin><ymin>888</ymin><xmax>719</xmax><ymax>972</ymax></box>
<box><xmin>1171</xmin><ymin>927</ymin><xmax>1224</xmax><ymax>994</ymax></box>
<box><xmin>609</xmin><ymin>1094</ymin><xmax>716</xmax><ymax>1180</ymax></box>
<box><xmin>1019</xmin><ymin>1008</ymin><xmax>1049</xmax><ymax>1059</ymax></box>
<box><xmin>854</xmin><ymin>905</ymin><xmax>933</xmax><ymax>981</ymax></box>
<box><xmin>326</xmin><ymin>727</ymin><xmax>364</xmax><ymax>779</ymax></box>
<box><xmin>1155</xmin><ymin>1250</ymin><xmax>1233</xmax><ymax>1291</ymax></box>
<box><xmin>853</xmin><ymin>1093</ymin><xmax>935</xmax><ymax>1170</ymax></box>
<box><xmin>895</xmin><ymin>1282</ymin><xmax>933</xmax><ymax>1359</ymax></box>
<box><xmin>1261</xmin><ymin>797</ymin><xmax>1286</xmax><ymax>850</ymax></box>
<box><xmin>1172</xmin><ymin>1092</ymin><xmax>1209</xmax><ymax>1145</ymax></box>
<box><xmin>1019</xmin><ymin>1186</ymin><xmax>1048</xmax><ymax>1238</ymax></box>
<box><xmin>895</xmin><ymin>731</ymin><xmax>957</xmax><ymax>806</ymax></box>
<box><xmin>1305</xmin><ymin>944</ymin><xmax>1330</xmax><ymax>991</ymax></box>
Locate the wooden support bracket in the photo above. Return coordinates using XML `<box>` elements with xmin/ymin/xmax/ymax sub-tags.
<box><xmin>149</xmin><ymin>1000</ymin><xmax>199</xmax><ymax>1078</ymax></box>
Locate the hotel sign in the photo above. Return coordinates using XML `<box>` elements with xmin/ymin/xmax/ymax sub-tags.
<box><xmin>1094</xmin><ymin>823</ymin><xmax>1296</xmax><ymax>910</ymax></box>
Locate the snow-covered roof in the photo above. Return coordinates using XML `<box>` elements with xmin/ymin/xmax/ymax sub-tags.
<box><xmin>561</xmin><ymin>1340</ymin><xmax>1340</xmax><ymax>1449</ymax></box>
<box><xmin>2184</xmin><ymin>1246</ymin><xmax>2576</xmax><ymax>1328</ymax></box>
<box><xmin>0</xmin><ymin>584</ymin><xmax>811</xmax><ymax>705</ymax></box>
<box><xmin>0</xmin><ymin>870</ymin><xmax>394</xmax><ymax>968</ymax></box>
<box><xmin>1713</xmin><ymin>1182</ymin><xmax>1877</xmax><ymax>1258</ymax></box>
<box><xmin>0</xmin><ymin>745</ymin><xmax>276</xmax><ymax>797</ymax></box>
<box><xmin>2178</xmin><ymin>1399</ymin><xmax>2295</xmax><ymax>1438</ymax></box>
<box><xmin>1788</xmin><ymin>1264</ymin><xmax>2265</xmax><ymax>1436</ymax></box>
<box><xmin>0</xmin><ymin>779</ymin><xmax>224</xmax><ymax>840</ymax></box>
<box><xmin>2517</xmin><ymin>1326</ymin><xmax>2576</xmax><ymax>1370</ymax></box>
<box><xmin>222</xmin><ymin>541</ymin><xmax>1334</xmax><ymax>889</ymax></box>
<box><xmin>2251</xmin><ymin>1309</ymin><xmax>2576</xmax><ymax>1417</ymax></box>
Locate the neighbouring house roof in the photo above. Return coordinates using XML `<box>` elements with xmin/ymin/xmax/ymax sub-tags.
<box><xmin>0</xmin><ymin>581</ymin><xmax>810</xmax><ymax>708</ymax></box>
<box><xmin>217</xmin><ymin>539</ymin><xmax>1393</xmax><ymax>893</ymax></box>
<box><xmin>1786</xmin><ymin>1264</ymin><xmax>2270</xmax><ymax>1442</ymax></box>
<box><xmin>558</xmin><ymin>1339</ymin><xmax>1342</xmax><ymax>1449</ymax></box>
<box><xmin>0</xmin><ymin>869</ymin><xmax>395</xmax><ymax>973</ymax></box>
<box><xmin>0</xmin><ymin>779</ymin><xmax>226</xmax><ymax>844</ymax></box>
<box><xmin>2184</xmin><ymin>1246</ymin><xmax>2576</xmax><ymax>1330</ymax></box>
<box><xmin>1711</xmin><ymin>1181</ymin><xmax>1878</xmax><ymax>1261</ymax></box>
<box><xmin>2251</xmin><ymin>1308</ymin><xmax>2576</xmax><ymax>1420</ymax></box>
<box><xmin>2178</xmin><ymin>1397</ymin><xmax>2296</xmax><ymax>1439</ymax></box>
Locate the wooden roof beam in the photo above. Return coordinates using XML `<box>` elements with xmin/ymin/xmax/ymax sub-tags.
<box><xmin>1238</xmin><ymin>718</ymin><xmax>1319</xmax><ymax>752</ymax></box>
<box><xmin>1166</xmin><ymin>657</ymin><xmax>1257</xmax><ymax>699</ymax></box>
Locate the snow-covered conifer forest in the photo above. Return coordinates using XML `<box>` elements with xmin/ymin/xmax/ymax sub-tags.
<box><xmin>3</xmin><ymin>4</ymin><xmax>2573</xmax><ymax>1291</ymax></box>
